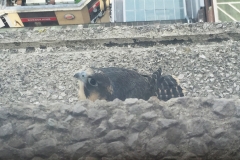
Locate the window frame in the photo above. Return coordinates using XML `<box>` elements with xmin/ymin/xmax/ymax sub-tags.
<box><xmin>123</xmin><ymin>0</ymin><xmax>186</xmax><ymax>22</ymax></box>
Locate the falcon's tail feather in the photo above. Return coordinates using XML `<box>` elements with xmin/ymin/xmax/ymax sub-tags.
<box><xmin>152</xmin><ymin>68</ymin><xmax>184</xmax><ymax>101</ymax></box>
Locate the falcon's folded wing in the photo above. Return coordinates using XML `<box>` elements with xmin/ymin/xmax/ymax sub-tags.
<box><xmin>151</xmin><ymin>68</ymin><xmax>184</xmax><ymax>101</ymax></box>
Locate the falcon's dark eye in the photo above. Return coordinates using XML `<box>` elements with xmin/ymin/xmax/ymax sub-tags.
<box><xmin>88</xmin><ymin>78</ymin><xmax>98</xmax><ymax>86</ymax></box>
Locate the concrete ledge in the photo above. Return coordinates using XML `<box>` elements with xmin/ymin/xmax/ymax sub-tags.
<box><xmin>0</xmin><ymin>97</ymin><xmax>240</xmax><ymax>160</ymax></box>
<box><xmin>0</xmin><ymin>22</ymin><xmax>240</xmax><ymax>49</ymax></box>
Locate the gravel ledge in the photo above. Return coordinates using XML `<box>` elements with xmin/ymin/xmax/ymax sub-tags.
<box><xmin>1</xmin><ymin>97</ymin><xmax>240</xmax><ymax>160</ymax></box>
<box><xmin>0</xmin><ymin>22</ymin><xmax>240</xmax><ymax>49</ymax></box>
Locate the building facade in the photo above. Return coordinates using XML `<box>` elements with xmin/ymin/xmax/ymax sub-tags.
<box><xmin>111</xmin><ymin>0</ymin><xmax>205</xmax><ymax>22</ymax></box>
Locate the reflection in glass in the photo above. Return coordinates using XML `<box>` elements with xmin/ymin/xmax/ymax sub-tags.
<box><xmin>126</xmin><ymin>10</ymin><xmax>135</xmax><ymax>21</ymax></box>
<box><xmin>136</xmin><ymin>10</ymin><xmax>145</xmax><ymax>21</ymax></box>
<box><xmin>164</xmin><ymin>0</ymin><xmax>174</xmax><ymax>9</ymax></box>
<box><xmin>136</xmin><ymin>0</ymin><xmax>144</xmax><ymax>10</ymax></box>
<box><xmin>165</xmin><ymin>9</ymin><xmax>175</xmax><ymax>20</ymax></box>
<box><xmin>145</xmin><ymin>0</ymin><xmax>154</xmax><ymax>10</ymax></box>
<box><xmin>174</xmin><ymin>0</ymin><xmax>184</xmax><ymax>8</ymax></box>
<box><xmin>145</xmin><ymin>10</ymin><xmax>155</xmax><ymax>21</ymax></box>
<box><xmin>125</xmin><ymin>0</ymin><xmax>135</xmax><ymax>10</ymax></box>
<box><xmin>124</xmin><ymin>0</ymin><xmax>185</xmax><ymax>22</ymax></box>
<box><xmin>155</xmin><ymin>0</ymin><xmax>164</xmax><ymax>9</ymax></box>
<box><xmin>155</xmin><ymin>9</ymin><xmax>165</xmax><ymax>20</ymax></box>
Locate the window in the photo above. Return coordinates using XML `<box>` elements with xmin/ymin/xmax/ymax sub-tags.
<box><xmin>214</xmin><ymin>0</ymin><xmax>240</xmax><ymax>22</ymax></box>
<box><xmin>124</xmin><ymin>0</ymin><xmax>185</xmax><ymax>22</ymax></box>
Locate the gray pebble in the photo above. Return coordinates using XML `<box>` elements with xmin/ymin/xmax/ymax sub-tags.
<box><xmin>72</xmin><ymin>103</ymin><xmax>87</xmax><ymax>116</ymax></box>
<box><xmin>141</xmin><ymin>111</ymin><xmax>158</xmax><ymax>120</ymax></box>
<box><xmin>166</xmin><ymin>128</ymin><xmax>183</xmax><ymax>144</ymax></box>
<box><xmin>213</xmin><ymin>99</ymin><xmax>236</xmax><ymax>117</ymax></box>
<box><xmin>104</xmin><ymin>130</ymin><xmax>125</xmax><ymax>142</ymax></box>
<box><xmin>188</xmin><ymin>138</ymin><xmax>208</xmax><ymax>156</ymax></box>
<box><xmin>33</xmin><ymin>138</ymin><xmax>57</xmax><ymax>157</ymax></box>
<box><xmin>67</xmin><ymin>141</ymin><xmax>91</xmax><ymax>153</ymax></box>
<box><xmin>71</xmin><ymin>127</ymin><xmax>92</xmax><ymax>141</ymax></box>
<box><xmin>127</xmin><ymin>133</ymin><xmax>139</xmax><ymax>148</ymax></box>
<box><xmin>87</xmin><ymin>109</ymin><xmax>108</xmax><ymax>123</ymax></box>
<box><xmin>186</xmin><ymin>119</ymin><xmax>205</xmax><ymax>137</ymax></box>
<box><xmin>157</xmin><ymin>119</ymin><xmax>179</xmax><ymax>129</ymax></box>
<box><xmin>146</xmin><ymin>137</ymin><xmax>168</xmax><ymax>156</ymax></box>
<box><xmin>108</xmin><ymin>109</ymin><xmax>129</xmax><ymax>128</ymax></box>
<box><xmin>95</xmin><ymin>120</ymin><xmax>108</xmax><ymax>137</ymax></box>
<box><xmin>0</xmin><ymin>123</ymin><xmax>13</xmax><ymax>137</ymax></box>
<box><xmin>107</xmin><ymin>141</ymin><xmax>124</xmax><ymax>155</ymax></box>
<box><xmin>166</xmin><ymin>144</ymin><xmax>181</xmax><ymax>156</ymax></box>
<box><xmin>131</xmin><ymin>121</ymin><xmax>148</xmax><ymax>132</ymax></box>
<box><xmin>94</xmin><ymin>143</ymin><xmax>108</xmax><ymax>156</ymax></box>
<box><xmin>47</xmin><ymin>118</ymin><xmax>58</xmax><ymax>127</ymax></box>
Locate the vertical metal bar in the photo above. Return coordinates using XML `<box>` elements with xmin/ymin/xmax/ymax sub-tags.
<box><xmin>134</xmin><ymin>0</ymin><xmax>136</xmax><ymax>21</ymax></box>
<box><xmin>183</xmin><ymin>0</ymin><xmax>189</xmax><ymax>22</ymax></box>
<box><xmin>4</xmin><ymin>0</ymin><xmax>6</xmax><ymax>8</ymax></box>
<box><xmin>174</xmin><ymin>0</ymin><xmax>176</xmax><ymax>20</ymax></box>
<box><xmin>204</xmin><ymin>0</ymin><xmax>210</xmax><ymax>22</ymax></box>
<box><xmin>0</xmin><ymin>0</ymin><xmax>2</xmax><ymax>9</ymax></box>
<box><xmin>196</xmin><ymin>0</ymin><xmax>199</xmax><ymax>19</ymax></box>
<box><xmin>123</xmin><ymin>0</ymin><xmax>126</xmax><ymax>22</ymax></box>
<box><xmin>154</xmin><ymin>0</ymin><xmax>156</xmax><ymax>20</ymax></box>
<box><xmin>205</xmin><ymin>0</ymin><xmax>216</xmax><ymax>22</ymax></box>
<box><xmin>164</xmin><ymin>0</ymin><xmax>166</xmax><ymax>20</ymax></box>
<box><xmin>211</xmin><ymin>0</ymin><xmax>216</xmax><ymax>22</ymax></box>
<box><xmin>111</xmin><ymin>0</ymin><xmax>114</xmax><ymax>22</ymax></box>
<box><xmin>191</xmin><ymin>0</ymin><xmax>193</xmax><ymax>19</ymax></box>
<box><xmin>144</xmin><ymin>0</ymin><xmax>146</xmax><ymax>21</ymax></box>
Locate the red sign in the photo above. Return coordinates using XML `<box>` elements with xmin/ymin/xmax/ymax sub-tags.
<box><xmin>21</xmin><ymin>17</ymin><xmax>57</xmax><ymax>22</ymax></box>
<box><xmin>89</xmin><ymin>1</ymin><xmax>100</xmax><ymax>13</ymax></box>
<box><xmin>64</xmin><ymin>14</ymin><xmax>75</xmax><ymax>20</ymax></box>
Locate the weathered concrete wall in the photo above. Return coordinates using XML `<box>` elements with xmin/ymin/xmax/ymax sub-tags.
<box><xmin>0</xmin><ymin>22</ymin><xmax>240</xmax><ymax>47</ymax></box>
<box><xmin>0</xmin><ymin>22</ymin><xmax>240</xmax><ymax>49</ymax></box>
<box><xmin>0</xmin><ymin>97</ymin><xmax>240</xmax><ymax>160</ymax></box>
<box><xmin>0</xmin><ymin>22</ymin><xmax>240</xmax><ymax>160</ymax></box>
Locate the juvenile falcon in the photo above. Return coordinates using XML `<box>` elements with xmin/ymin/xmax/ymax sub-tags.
<box><xmin>74</xmin><ymin>67</ymin><xmax>184</xmax><ymax>101</ymax></box>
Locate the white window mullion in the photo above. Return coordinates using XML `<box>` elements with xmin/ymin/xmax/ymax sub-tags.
<box><xmin>183</xmin><ymin>0</ymin><xmax>187</xmax><ymax>19</ymax></box>
<box><xmin>134</xmin><ymin>0</ymin><xmax>136</xmax><ymax>21</ymax></box>
<box><xmin>191</xmin><ymin>0</ymin><xmax>194</xmax><ymax>19</ymax></box>
<box><xmin>154</xmin><ymin>0</ymin><xmax>156</xmax><ymax>20</ymax></box>
<box><xmin>174</xmin><ymin>0</ymin><xmax>176</xmax><ymax>20</ymax></box>
<box><xmin>144</xmin><ymin>0</ymin><xmax>146</xmax><ymax>21</ymax></box>
<box><xmin>111</xmin><ymin>0</ymin><xmax>115</xmax><ymax>22</ymax></box>
<box><xmin>163</xmin><ymin>0</ymin><xmax>166</xmax><ymax>20</ymax></box>
<box><xmin>123</xmin><ymin>0</ymin><xmax>126</xmax><ymax>22</ymax></box>
<box><xmin>213</xmin><ymin>0</ymin><xmax>219</xmax><ymax>22</ymax></box>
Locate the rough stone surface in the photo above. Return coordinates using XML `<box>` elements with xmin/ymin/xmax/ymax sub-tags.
<box><xmin>0</xmin><ymin>98</ymin><xmax>238</xmax><ymax>159</ymax></box>
<box><xmin>87</xmin><ymin>109</ymin><xmax>108</xmax><ymax>123</ymax></box>
<box><xmin>212</xmin><ymin>99</ymin><xmax>236</xmax><ymax>117</ymax></box>
<box><xmin>0</xmin><ymin>23</ymin><xmax>240</xmax><ymax>159</ymax></box>
<box><xmin>0</xmin><ymin>123</ymin><xmax>13</xmax><ymax>137</ymax></box>
<box><xmin>71</xmin><ymin>127</ymin><xmax>92</xmax><ymax>141</ymax></box>
<box><xmin>146</xmin><ymin>137</ymin><xmax>168</xmax><ymax>156</ymax></box>
<box><xmin>104</xmin><ymin>130</ymin><xmax>125</xmax><ymax>142</ymax></box>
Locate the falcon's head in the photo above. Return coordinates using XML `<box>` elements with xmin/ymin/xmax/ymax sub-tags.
<box><xmin>74</xmin><ymin>68</ymin><xmax>113</xmax><ymax>101</ymax></box>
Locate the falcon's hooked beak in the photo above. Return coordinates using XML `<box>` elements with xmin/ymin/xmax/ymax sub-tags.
<box><xmin>74</xmin><ymin>68</ymin><xmax>95</xmax><ymax>85</ymax></box>
<box><xmin>74</xmin><ymin>72</ymin><xmax>82</xmax><ymax>79</ymax></box>
<box><xmin>74</xmin><ymin>71</ymin><xmax>87</xmax><ymax>83</ymax></box>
